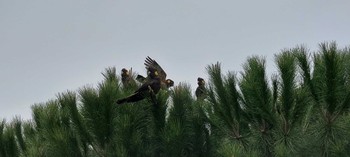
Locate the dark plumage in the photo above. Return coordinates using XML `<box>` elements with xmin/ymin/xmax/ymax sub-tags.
<box><xmin>136</xmin><ymin>75</ymin><xmax>174</xmax><ymax>89</ymax></box>
<box><xmin>136</xmin><ymin>74</ymin><xmax>146</xmax><ymax>83</ymax></box>
<box><xmin>136</xmin><ymin>56</ymin><xmax>175</xmax><ymax>89</ymax></box>
<box><xmin>117</xmin><ymin>67</ymin><xmax>161</xmax><ymax>104</ymax></box>
<box><xmin>164</xmin><ymin>79</ymin><xmax>174</xmax><ymax>88</ymax></box>
<box><xmin>121</xmin><ymin>68</ymin><xmax>136</xmax><ymax>89</ymax></box>
<box><xmin>117</xmin><ymin>56</ymin><xmax>174</xmax><ymax>104</ymax></box>
<box><xmin>195</xmin><ymin>77</ymin><xmax>206</xmax><ymax>100</ymax></box>
<box><xmin>121</xmin><ymin>68</ymin><xmax>130</xmax><ymax>85</ymax></box>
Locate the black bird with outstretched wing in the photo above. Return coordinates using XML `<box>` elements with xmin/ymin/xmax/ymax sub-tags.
<box><xmin>116</xmin><ymin>56</ymin><xmax>174</xmax><ymax>104</ymax></box>
<box><xmin>143</xmin><ymin>56</ymin><xmax>174</xmax><ymax>88</ymax></box>
<box><xmin>116</xmin><ymin>67</ymin><xmax>161</xmax><ymax>104</ymax></box>
<box><xmin>144</xmin><ymin>56</ymin><xmax>167</xmax><ymax>81</ymax></box>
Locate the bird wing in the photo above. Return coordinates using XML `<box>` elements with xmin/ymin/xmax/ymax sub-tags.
<box><xmin>136</xmin><ymin>81</ymin><xmax>152</xmax><ymax>93</ymax></box>
<box><xmin>136</xmin><ymin>75</ymin><xmax>146</xmax><ymax>83</ymax></box>
<box><xmin>144</xmin><ymin>56</ymin><xmax>167</xmax><ymax>81</ymax></box>
<box><xmin>135</xmin><ymin>79</ymin><xmax>159</xmax><ymax>93</ymax></box>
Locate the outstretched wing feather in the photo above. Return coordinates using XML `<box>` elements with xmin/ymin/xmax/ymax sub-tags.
<box><xmin>144</xmin><ymin>56</ymin><xmax>167</xmax><ymax>81</ymax></box>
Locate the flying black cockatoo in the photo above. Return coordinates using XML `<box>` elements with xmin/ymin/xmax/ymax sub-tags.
<box><xmin>136</xmin><ymin>74</ymin><xmax>174</xmax><ymax>89</ymax></box>
<box><xmin>195</xmin><ymin>77</ymin><xmax>207</xmax><ymax>100</ymax></box>
<box><xmin>136</xmin><ymin>56</ymin><xmax>174</xmax><ymax>89</ymax></box>
<box><xmin>116</xmin><ymin>56</ymin><xmax>171</xmax><ymax>104</ymax></box>
<box><xmin>116</xmin><ymin>67</ymin><xmax>160</xmax><ymax>104</ymax></box>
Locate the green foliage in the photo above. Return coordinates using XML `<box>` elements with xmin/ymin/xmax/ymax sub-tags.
<box><xmin>239</xmin><ymin>56</ymin><xmax>275</xmax><ymax>156</ymax></box>
<box><xmin>161</xmin><ymin>84</ymin><xmax>194</xmax><ymax>156</ymax></box>
<box><xmin>1</xmin><ymin>42</ymin><xmax>350</xmax><ymax>157</ymax></box>
<box><xmin>1</xmin><ymin>119</ymin><xmax>19</xmax><ymax>157</ymax></box>
<box><xmin>295</xmin><ymin>42</ymin><xmax>350</xmax><ymax>156</ymax></box>
<box><xmin>207</xmin><ymin>63</ymin><xmax>249</xmax><ymax>150</ymax></box>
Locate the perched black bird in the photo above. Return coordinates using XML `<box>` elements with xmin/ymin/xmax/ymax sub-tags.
<box><xmin>195</xmin><ymin>77</ymin><xmax>207</xmax><ymax>100</ymax></box>
<box><xmin>116</xmin><ymin>67</ymin><xmax>161</xmax><ymax>104</ymax></box>
<box><xmin>121</xmin><ymin>68</ymin><xmax>130</xmax><ymax>85</ymax></box>
<box><xmin>121</xmin><ymin>68</ymin><xmax>136</xmax><ymax>88</ymax></box>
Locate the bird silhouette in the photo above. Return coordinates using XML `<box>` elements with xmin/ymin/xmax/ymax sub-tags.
<box><xmin>116</xmin><ymin>67</ymin><xmax>161</xmax><ymax>104</ymax></box>
<box><xmin>121</xmin><ymin>68</ymin><xmax>137</xmax><ymax>88</ymax></box>
<box><xmin>117</xmin><ymin>56</ymin><xmax>174</xmax><ymax>104</ymax></box>
<box><xmin>195</xmin><ymin>77</ymin><xmax>207</xmax><ymax>100</ymax></box>
<box><xmin>136</xmin><ymin>56</ymin><xmax>174</xmax><ymax>89</ymax></box>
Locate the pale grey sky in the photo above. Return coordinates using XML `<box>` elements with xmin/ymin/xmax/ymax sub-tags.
<box><xmin>1</xmin><ymin>0</ymin><xmax>350</xmax><ymax>120</ymax></box>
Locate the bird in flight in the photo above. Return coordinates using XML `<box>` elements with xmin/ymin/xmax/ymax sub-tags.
<box><xmin>136</xmin><ymin>56</ymin><xmax>174</xmax><ymax>89</ymax></box>
<box><xmin>116</xmin><ymin>56</ymin><xmax>172</xmax><ymax>104</ymax></box>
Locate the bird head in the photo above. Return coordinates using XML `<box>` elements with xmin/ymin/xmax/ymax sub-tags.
<box><xmin>197</xmin><ymin>77</ymin><xmax>205</xmax><ymax>86</ymax></box>
<box><xmin>165</xmin><ymin>79</ymin><xmax>174</xmax><ymax>88</ymax></box>
<box><xmin>121</xmin><ymin>68</ymin><xmax>129</xmax><ymax>75</ymax></box>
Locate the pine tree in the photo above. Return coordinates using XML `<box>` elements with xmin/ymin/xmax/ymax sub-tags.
<box><xmin>239</xmin><ymin>56</ymin><xmax>276</xmax><ymax>156</ymax></box>
<box><xmin>2</xmin><ymin>42</ymin><xmax>350</xmax><ymax>157</ymax></box>
<box><xmin>296</xmin><ymin>42</ymin><xmax>350</xmax><ymax>157</ymax></box>
<box><xmin>206</xmin><ymin>63</ymin><xmax>253</xmax><ymax>156</ymax></box>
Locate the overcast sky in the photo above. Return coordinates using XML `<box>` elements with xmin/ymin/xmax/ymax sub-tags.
<box><xmin>1</xmin><ymin>0</ymin><xmax>349</xmax><ymax>121</ymax></box>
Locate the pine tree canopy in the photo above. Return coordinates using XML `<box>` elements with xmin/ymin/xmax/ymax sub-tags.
<box><xmin>2</xmin><ymin>42</ymin><xmax>350</xmax><ymax>157</ymax></box>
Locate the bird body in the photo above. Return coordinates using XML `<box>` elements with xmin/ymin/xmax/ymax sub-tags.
<box><xmin>121</xmin><ymin>68</ymin><xmax>137</xmax><ymax>88</ymax></box>
<box><xmin>121</xmin><ymin>68</ymin><xmax>130</xmax><ymax>85</ymax></box>
<box><xmin>143</xmin><ymin>56</ymin><xmax>174</xmax><ymax>88</ymax></box>
<box><xmin>195</xmin><ymin>77</ymin><xmax>207</xmax><ymax>100</ymax></box>
<box><xmin>136</xmin><ymin>56</ymin><xmax>174</xmax><ymax>89</ymax></box>
<box><xmin>116</xmin><ymin>56</ymin><xmax>173</xmax><ymax>105</ymax></box>
<box><xmin>136</xmin><ymin>74</ymin><xmax>174</xmax><ymax>89</ymax></box>
<box><xmin>116</xmin><ymin>77</ymin><xmax>161</xmax><ymax>104</ymax></box>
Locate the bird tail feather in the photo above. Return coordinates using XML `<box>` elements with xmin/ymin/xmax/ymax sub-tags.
<box><xmin>116</xmin><ymin>93</ymin><xmax>143</xmax><ymax>104</ymax></box>
<box><xmin>116</xmin><ymin>98</ymin><xmax>127</xmax><ymax>104</ymax></box>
